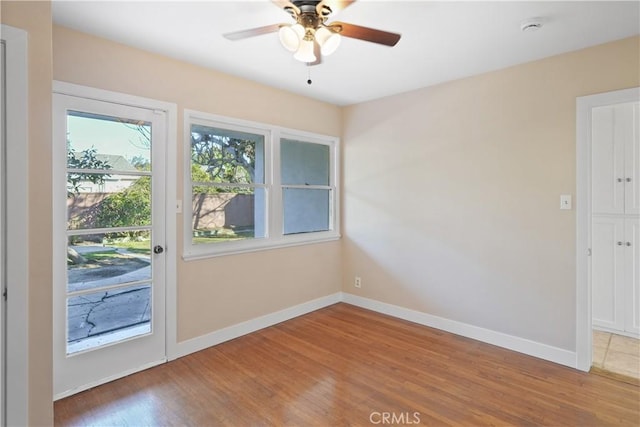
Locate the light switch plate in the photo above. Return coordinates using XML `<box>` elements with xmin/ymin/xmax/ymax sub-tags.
<box><xmin>560</xmin><ymin>195</ymin><xmax>572</xmax><ymax>210</ymax></box>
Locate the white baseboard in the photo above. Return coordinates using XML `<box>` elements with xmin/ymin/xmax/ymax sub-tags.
<box><xmin>54</xmin><ymin>358</ymin><xmax>166</xmax><ymax>401</ymax></box>
<box><xmin>341</xmin><ymin>293</ymin><xmax>577</xmax><ymax>369</ymax></box>
<box><xmin>593</xmin><ymin>325</ymin><xmax>639</xmax><ymax>340</ymax></box>
<box><xmin>170</xmin><ymin>291</ymin><xmax>576</xmax><ymax>370</ymax></box>
<box><xmin>170</xmin><ymin>292</ymin><xmax>342</xmax><ymax>360</ymax></box>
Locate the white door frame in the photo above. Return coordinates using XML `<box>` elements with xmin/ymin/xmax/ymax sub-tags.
<box><xmin>52</xmin><ymin>81</ymin><xmax>177</xmax><ymax>397</ymax></box>
<box><xmin>1</xmin><ymin>24</ymin><xmax>29</xmax><ymax>427</ymax></box>
<box><xmin>575</xmin><ymin>86</ymin><xmax>640</xmax><ymax>371</ymax></box>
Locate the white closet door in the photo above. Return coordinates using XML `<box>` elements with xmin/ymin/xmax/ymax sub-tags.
<box><xmin>624</xmin><ymin>102</ymin><xmax>639</xmax><ymax>215</ymax></box>
<box><xmin>592</xmin><ymin>106</ymin><xmax>626</xmax><ymax>214</ymax></box>
<box><xmin>624</xmin><ymin>218</ymin><xmax>639</xmax><ymax>335</ymax></box>
<box><xmin>592</xmin><ymin>216</ymin><xmax>626</xmax><ymax>331</ymax></box>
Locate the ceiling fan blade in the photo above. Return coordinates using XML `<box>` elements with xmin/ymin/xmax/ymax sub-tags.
<box><xmin>330</xmin><ymin>21</ymin><xmax>401</xmax><ymax>46</ymax></box>
<box><xmin>317</xmin><ymin>0</ymin><xmax>356</xmax><ymax>16</ymax></box>
<box><xmin>223</xmin><ymin>24</ymin><xmax>282</xmax><ymax>41</ymax></box>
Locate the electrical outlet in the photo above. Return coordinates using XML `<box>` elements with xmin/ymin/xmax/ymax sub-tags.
<box><xmin>354</xmin><ymin>276</ymin><xmax>362</xmax><ymax>288</ymax></box>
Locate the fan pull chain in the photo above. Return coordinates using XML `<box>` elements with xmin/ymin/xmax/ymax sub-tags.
<box><xmin>307</xmin><ymin>64</ymin><xmax>312</xmax><ymax>85</ymax></box>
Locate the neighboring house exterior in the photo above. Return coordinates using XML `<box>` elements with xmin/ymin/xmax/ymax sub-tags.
<box><xmin>75</xmin><ymin>153</ymin><xmax>139</xmax><ymax>193</ymax></box>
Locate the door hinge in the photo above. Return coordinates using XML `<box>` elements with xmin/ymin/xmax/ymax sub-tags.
<box><xmin>2</xmin><ymin>288</ymin><xmax>7</xmax><ymax>301</ymax></box>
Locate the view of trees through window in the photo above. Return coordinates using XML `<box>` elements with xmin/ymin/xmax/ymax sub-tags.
<box><xmin>191</xmin><ymin>131</ymin><xmax>256</xmax><ymax>186</ymax></box>
<box><xmin>185</xmin><ymin>115</ymin><xmax>338</xmax><ymax>257</ymax></box>
<box><xmin>67</xmin><ymin>126</ymin><xmax>152</xmax><ymax>239</ymax></box>
<box><xmin>190</xmin><ymin>125</ymin><xmax>265</xmax><ymax>244</ymax></box>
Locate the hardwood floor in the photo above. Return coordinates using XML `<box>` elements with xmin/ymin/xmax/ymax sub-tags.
<box><xmin>55</xmin><ymin>303</ymin><xmax>640</xmax><ymax>426</ymax></box>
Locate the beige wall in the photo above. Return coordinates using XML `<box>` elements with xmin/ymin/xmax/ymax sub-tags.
<box><xmin>6</xmin><ymin>4</ymin><xmax>639</xmax><ymax>423</ymax></box>
<box><xmin>1</xmin><ymin>1</ymin><xmax>54</xmax><ymax>425</ymax></box>
<box><xmin>342</xmin><ymin>36</ymin><xmax>640</xmax><ymax>351</ymax></box>
<box><xmin>52</xmin><ymin>26</ymin><xmax>343</xmax><ymax>341</ymax></box>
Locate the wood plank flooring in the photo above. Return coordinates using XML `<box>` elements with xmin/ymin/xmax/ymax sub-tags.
<box><xmin>55</xmin><ymin>303</ymin><xmax>640</xmax><ymax>426</ymax></box>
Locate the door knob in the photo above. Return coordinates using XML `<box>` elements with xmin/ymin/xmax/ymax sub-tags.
<box><xmin>626</xmin><ymin>178</ymin><xmax>632</xmax><ymax>182</ymax></box>
<box><xmin>617</xmin><ymin>241</ymin><xmax>623</xmax><ymax>246</ymax></box>
<box><xmin>617</xmin><ymin>178</ymin><xmax>623</xmax><ymax>182</ymax></box>
<box><xmin>626</xmin><ymin>242</ymin><xmax>632</xmax><ymax>247</ymax></box>
<box><xmin>153</xmin><ymin>245</ymin><xmax>164</xmax><ymax>254</ymax></box>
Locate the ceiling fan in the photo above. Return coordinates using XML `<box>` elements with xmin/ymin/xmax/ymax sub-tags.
<box><xmin>223</xmin><ymin>0</ymin><xmax>401</xmax><ymax>65</ymax></box>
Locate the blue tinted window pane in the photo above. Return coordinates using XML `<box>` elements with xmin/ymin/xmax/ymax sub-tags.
<box><xmin>281</xmin><ymin>139</ymin><xmax>329</xmax><ymax>186</ymax></box>
<box><xmin>283</xmin><ymin>188</ymin><xmax>330</xmax><ymax>235</ymax></box>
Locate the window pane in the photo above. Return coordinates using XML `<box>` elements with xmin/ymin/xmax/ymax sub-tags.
<box><xmin>67</xmin><ymin>174</ymin><xmax>151</xmax><ymax>230</ymax></box>
<box><xmin>67</xmin><ymin>233</ymin><xmax>151</xmax><ymax>293</ymax></box>
<box><xmin>192</xmin><ymin>187</ymin><xmax>266</xmax><ymax>244</ymax></box>
<box><xmin>67</xmin><ymin>111</ymin><xmax>151</xmax><ymax>172</ymax></box>
<box><xmin>67</xmin><ymin>284</ymin><xmax>151</xmax><ymax>354</ymax></box>
<box><xmin>283</xmin><ymin>188</ymin><xmax>330</xmax><ymax>235</ymax></box>
<box><xmin>281</xmin><ymin>139</ymin><xmax>329</xmax><ymax>186</ymax></box>
<box><xmin>191</xmin><ymin>124</ymin><xmax>264</xmax><ymax>185</ymax></box>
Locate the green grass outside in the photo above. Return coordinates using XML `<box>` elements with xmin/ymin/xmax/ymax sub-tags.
<box><xmin>76</xmin><ymin>240</ymin><xmax>152</xmax><ymax>259</ymax></box>
<box><xmin>82</xmin><ymin>250</ymin><xmax>119</xmax><ymax>262</ymax></box>
<box><xmin>76</xmin><ymin>228</ymin><xmax>255</xmax><ymax>255</ymax></box>
<box><xmin>192</xmin><ymin>235</ymin><xmax>248</xmax><ymax>244</ymax></box>
<box><xmin>192</xmin><ymin>228</ymin><xmax>254</xmax><ymax>244</ymax></box>
<box><xmin>108</xmin><ymin>240</ymin><xmax>151</xmax><ymax>254</ymax></box>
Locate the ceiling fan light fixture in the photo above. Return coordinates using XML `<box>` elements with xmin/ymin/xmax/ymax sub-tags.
<box><xmin>224</xmin><ymin>1</ymin><xmax>402</xmax><ymax>67</ymax></box>
<box><xmin>278</xmin><ymin>23</ymin><xmax>304</xmax><ymax>52</ymax></box>
<box><xmin>293</xmin><ymin>38</ymin><xmax>317</xmax><ymax>63</ymax></box>
<box><xmin>315</xmin><ymin>26</ymin><xmax>341</xmax><ymax>56</ymax></box>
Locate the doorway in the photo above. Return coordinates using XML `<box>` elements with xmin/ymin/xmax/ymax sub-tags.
<box><xmin>53</xmin><ymin>85</ymin><xmax>175</xmax><ymax>398</ymax></box>
<box><xmin>576</xmin><ymin>87</ymin><xmax>640</xmax><ymax>379</ymax></box>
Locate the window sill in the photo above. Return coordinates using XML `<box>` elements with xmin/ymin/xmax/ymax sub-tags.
<box><xmin>182</xmin><ymin>233</ymin><xmax>341</xmax><ymax>261</ymax></box>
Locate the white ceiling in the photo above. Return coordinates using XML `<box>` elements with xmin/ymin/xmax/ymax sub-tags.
<box><xmin>52</xmin><ymin>1</ymin><xmax>640</xmax><ymax>106</ymax></box>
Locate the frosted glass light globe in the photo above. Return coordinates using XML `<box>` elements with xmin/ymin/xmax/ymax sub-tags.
<box><xmin>279</xmin><ymin>24</ymin><xmax>304</xmax><ymax>52</ymax></box>
<box><xmin>293</xmin><ymin>38</ymin><xmax>316</xmax><ymax>63</ymax></box>
<box><xmin>315</xmin><ymin>27</ymin><xmax>341</xmax><ymax>56</ymax></box>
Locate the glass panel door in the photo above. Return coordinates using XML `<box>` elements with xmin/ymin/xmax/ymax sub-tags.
<box><xmin>53</xmin><ymin>93</ymin><xmax>166</xmax><ymax>398</ymax></box>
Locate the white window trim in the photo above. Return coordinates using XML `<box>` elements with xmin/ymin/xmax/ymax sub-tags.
<box><xmin>183</xmin><ymin>110</ymin><xmax>341</xmax><ymax>260</ymax></box>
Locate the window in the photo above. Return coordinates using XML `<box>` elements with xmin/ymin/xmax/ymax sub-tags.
<box><xmin>184</xmin><ymin>110</ymin><xmax>339</xmax><ymax>259</ymax></box>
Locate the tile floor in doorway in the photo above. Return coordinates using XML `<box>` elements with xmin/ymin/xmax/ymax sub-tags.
<box><xmin>592</xmin><ymin>330</ymin><xmax>640</xmax><ymax>381</ymax></box>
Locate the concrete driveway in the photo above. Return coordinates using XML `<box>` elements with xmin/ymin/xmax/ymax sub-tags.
<box><xmin>67</xmin><ymin>245</ymin><xmax>152</xmax><ymax>350</ymax></box>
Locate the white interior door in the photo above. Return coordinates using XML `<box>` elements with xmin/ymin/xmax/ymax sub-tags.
<box><xmin>53</xmin><ymin>93</ymin><xmax>167</xmax><ymax>398</ymax></box>
<box><xmin>591</xmin><ymin>216</ymin><xmax>626</xmax><ymax>331</ymax></box>
<box><xmin>625</xmin><ymin>218</ymin><xmax>639</xmax><ymax>335</ymax></box>
<box><xmin>0</xmin><ymin>38</ymin><xmax>6</xmax><ymax>426</ymax></box>
<box><xmin>591</xmin><ymin>105</ymin><xmax>626</xmax><ymax>215</ymax></box>
<box><xmin>0</xmin><ymin>23</ymin><xmax>28</xmax><ymax>424</ymax></box>
<box><xmin>624</xmin><ymin>102</ymin><xmax>639</xmax><ymax>215</ymax></box>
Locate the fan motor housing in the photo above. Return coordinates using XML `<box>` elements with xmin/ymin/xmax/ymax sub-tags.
<box><xmin>288</xmin><ymin>1</ymin><xmax>333</xmax><ymax>18</ymax></box>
